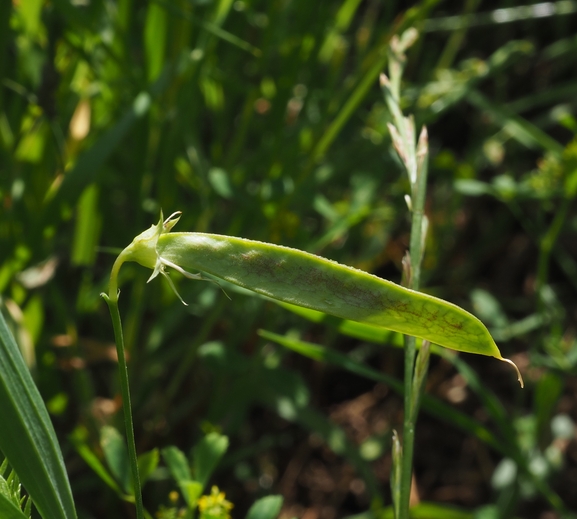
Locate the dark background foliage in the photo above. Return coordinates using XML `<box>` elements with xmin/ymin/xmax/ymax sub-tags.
<box><xmin>2</xmin><ymin>0</ymin><xmax>577</xmax><ymax>518</ymax></box>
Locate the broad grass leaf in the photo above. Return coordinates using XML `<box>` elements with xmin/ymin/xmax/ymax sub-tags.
<box><xmin>0</xmin><ymin>311</ymin><xmax>76</xmax><ymax>519</ymax></box>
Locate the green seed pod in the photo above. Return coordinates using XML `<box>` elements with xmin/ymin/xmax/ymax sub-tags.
<box><xmin>109</xmin><ymin>212</ymin><xmax>523</xmax><ymax>386</ymax></box>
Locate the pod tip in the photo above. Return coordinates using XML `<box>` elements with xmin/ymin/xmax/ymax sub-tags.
<box><xmin>500</xmin><ymin>357</ymin><xmax>524</xmax><ymax>388</ymax></box>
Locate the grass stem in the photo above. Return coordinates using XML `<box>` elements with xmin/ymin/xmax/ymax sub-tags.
<box><xmin>382</xmin><ymin>28</ymin><xmax>430</xmax><ymax>519</ymax></box>
<box><xmin>102</xmin><ymin>292</ymin><xmax>145</xmax><ymax>519</ymax></box>
<box><xmin>399</xmin><ymin>130</ymin><xmax>429</xmax><ymax>518</ymax></box>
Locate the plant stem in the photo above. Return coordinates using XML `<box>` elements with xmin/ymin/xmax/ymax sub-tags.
<box><xmin>400</xmin><ymin>334</ymin><xmax>416</xmax><ymax>514</ymax></box>
<box><xmin>102</xmin><ymin>292</ymin><xmax>145</xmax><ymax>519</ymax></box>
<box><xmin>399</xmin><ymin>128</ymin><xmax>429</xmax><ymax>519</ymax></box>
<box><xmin>536</xmin><ymin>197</ymin><xmax>570</xmax><ymax>314</ymax></box>
<box><xmin>381</xmin><ymin>30</ymin><xmax>430</xmax><ymax>517</ymax></box>
<box><xmin>381</xmin><ymin>29</ymin><xmax>430</xmax><ymax>519</ymax></box>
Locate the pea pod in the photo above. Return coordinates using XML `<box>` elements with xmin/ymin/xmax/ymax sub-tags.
<box><xmin>109</xmin><ymin>212</ymin><xmax>523</xmax><ymax>386</ymax></box>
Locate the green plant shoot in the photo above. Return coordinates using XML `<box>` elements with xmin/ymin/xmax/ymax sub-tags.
<box><xmin>109</xmin><ymin>212</ymin><xmax>523</xmax><ymax>386</ymax></box>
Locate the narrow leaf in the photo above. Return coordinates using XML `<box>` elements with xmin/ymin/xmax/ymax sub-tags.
<box><xmin>100</xmin><ymin>426</ymin><xmax>131</xmax><ymax>494</ymax></box>
<box><xmin>70</xmin><ymin>430</ymin><xmax>126</xmax><ymax>497</ymax></box>
<box><xmin>71</xmin><ymin>184</ymin><xmax>101</xmax><ymax>266</ymax></box>
<box><xmin>0</xmin><ymin>310</ymin><xmax>77</xmax><ymax>519</ymax></box>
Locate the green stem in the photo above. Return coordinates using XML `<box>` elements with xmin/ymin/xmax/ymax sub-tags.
<box><xmin>536</xmin><ymin>197</ymin><xmax>570</xmax><ymax>315</ymax></box>
<box><xmin>381</xmin><ymin>29</ymin><xmax>430</xmax><ymax>518</ymax></box>
<box><xmin>399</xmin><ymin>130</ymin><xmax>429</xmax><ymax>519</ymax></box>
<box><xmin>400</xmin><ymin>334</ymin><xmax>416</xmax><ymax>517</ymax></box>
<box><xmin>102</xmin><ymin>291</ymin><xmax>145</xmax><ymax>519</ymax></box>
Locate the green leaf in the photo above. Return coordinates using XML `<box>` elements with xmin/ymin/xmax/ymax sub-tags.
<box><xmin>454</xmin><ymin>179</ymin><xmax>494</xmax><ymax>197</ymax></box>
<box><xmin>0</xmin><ymin>492</ymin><xmax>29</xmax><ymax>519</ymax></box>
<box><xmin>137</xmin><ymin>449</ymin><xmax>159</xmax><ymax>485</ymax></box>
<box><xmin>274</xmin><ymin>301</ymin><xmax>401</xmax><ymax>346</ymax></box>
<box><xmin>144</xmin><ymin>2</ymin><xmax>167</xmax><ymax>82</ymax></box>
<box><xmin>399</xmin><ymin>501</ymin><xmax>474</xmax><ymax>519</ymax></box>
<box><xmin>192</xmin><ymin>432</ymin><xmax>229</xmax><ymax>488</ymax></box>
<box><xmin>46</xmin><ymin>90</ymin><xmax>153</xmax><ymax>210</ymax></box>
<box><xmin>467</xmin><ymin>89</ymin><xmax>564</xmax><ymax>156</ymax></box>
<box><xmin>16</xmin><ymin>0</ymin><xmax>43</xmax><ymax>36</ymax></box>
<box><xmin>245</xmin><ymin>495</ymin><xmax>283</xmax><ymax>519</ymax></box>
<box><xmin>162</xmin><ymin>446</ymin><xmax>203</xmax><ymax>508</ymax></box>
<box><xmin>72</xmin><ymin>184</ymin><xmax>102</xmax><ymax>266</ymax></box>
<box><xmin>70</xmin><ymin>428</ymin><xmax>126</xmax><ymax>497</ymax></box>
<box><xmin>100</xmin><ymin>426</ymin><xmax>131</xmax><ymax>494</ymax></box>
<box><xmin>180</xmin><ymin>481</ymin><xmax>204</xmax><ymax>509</ymax></box>
<box><xmin>534</xmin><ymin>372</ymin><xmax>564</xmax><ymax>443</ymax></box>
<box><xmin>0</xmin><ymin>462</ymin><xmax>29</xmax><ymax>518</ymax></box>
<box><xmin>0</xmin><ymin>310</ymin><xmax>77</xmax><ymax>519</ymax></box>
<box><xmin>208</xmin><ymin>168</ymin><xmax>233</xmax><ymax>199</ymax></box>
<box><xmin>344</xmin><ymin>501</ymin><xmax>475</xmax><ymax>519</ymax></box>
<box><xmin>162</xmin><ymin>446</ymin><xmax>191</xmax><ymax>483</ymax></box>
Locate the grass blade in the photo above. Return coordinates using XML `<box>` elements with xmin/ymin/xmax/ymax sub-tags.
<box><xmin>466</xmin><ymin>89</ymin><xmax>564</xmax><ymax>155</ymax></box>
<box><xmin>0</xmin><ymin>310</ymin><xmax>76</xmax><ymax>519</ymax></box>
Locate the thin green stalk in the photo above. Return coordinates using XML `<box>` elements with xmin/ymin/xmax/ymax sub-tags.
<box><xmin>435</xmin><ymin>0</ymin><xmax>482</xmax><ymax>71</ymax></box>
<box><xmin>410</xmin><ymin>341</ymin><xmax>431</xmax><ymax>423</ymax></box>
<box><xmin>536</xmin><ymin>196</ymin><xmax>571</xmax><ymax>314</ymax></box>
<box><xmin>102</xmin><ymin>253</ymin><xmax>145</xmax><ymax>519</ymax></box>
<box><xmin>381</xmin><ymin>29</ymin><xmax>430</xmax><ymax>518</ymax></box>
<box><xmin>400</xmin><ymin>333</ymin><xmax>417</xmax><ymax>516</ymax></box>
<box><xmin>390</xmin><ymin>430</ymin><xmax>402</xmax><ymax>519</ymax></box>
<box><xmin>399</xmin><ymin>128</ymin><xmax>429</xmax><ymax>519</ymax></box>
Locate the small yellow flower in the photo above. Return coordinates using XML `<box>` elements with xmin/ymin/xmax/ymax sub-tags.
<box><xmin>197</xmin><ymin>486</ymin><xmax>233</xmax><ymax>519</ymax></box>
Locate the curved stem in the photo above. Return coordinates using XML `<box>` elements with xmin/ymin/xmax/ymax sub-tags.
<box><xmin>108</xmin><ymin>253</ymin><xmax>127</xmax><ymax>302</ymax></box>
<box><xmin>102</xmin><ymin>292</ymin><xmax>144</xmax><ymax>519</ymax></box>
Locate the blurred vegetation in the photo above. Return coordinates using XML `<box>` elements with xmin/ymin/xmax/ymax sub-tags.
<box><xmin>2</xmin><ymin>0</ymin><xmax>577</xmax><ymax>518</ymax></box>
